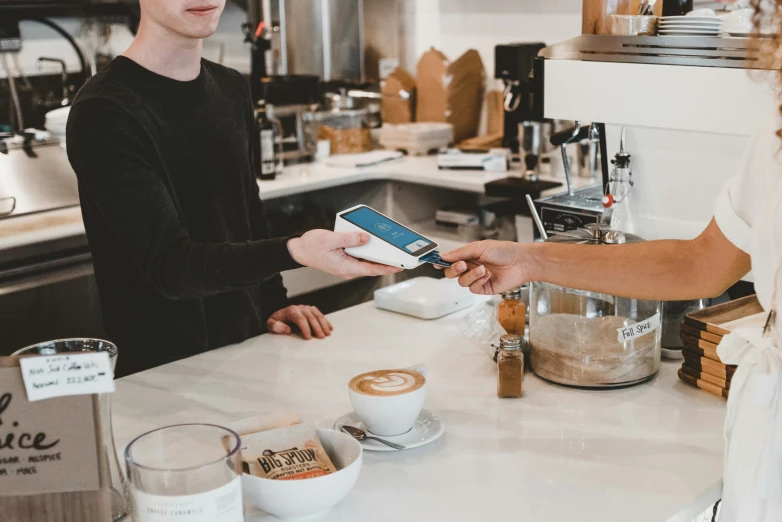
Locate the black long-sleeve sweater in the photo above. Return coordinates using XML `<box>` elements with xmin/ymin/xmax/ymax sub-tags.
<box><xmin>66</xmin><ymin>57</ymin><xmax>300</xmax><ymax>375</ymax></box>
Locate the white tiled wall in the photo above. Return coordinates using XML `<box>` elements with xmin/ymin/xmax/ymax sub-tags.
<box><xmin>402</xmin><ymin>0</ymin><xmax>582</xmax><ymax>85</ymax></box>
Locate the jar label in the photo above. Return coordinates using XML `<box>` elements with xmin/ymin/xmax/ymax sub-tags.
<box><xmin>260</xmin><ymin>129</ymin><xmax>274</xmax><ymax>157</ymax></box>
<box><xmin>616</xmin><ymin>312</ymin><xmax>661</xmax><ymax>343</ymax></box>
<box><xmin>260</xmin><ymin>129</ymin><xmax>275</xmax><ymax>175</ymax></box>
<box><xmin>131</xmin><ymin>476</ymin><xmax>243</xmax><ymax>522</ymax></box>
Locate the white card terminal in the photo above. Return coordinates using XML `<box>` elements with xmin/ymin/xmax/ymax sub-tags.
<box><xmin>335</xmin><ymin>205</ymin><xmax>444</xmax><ymax>269</ymax></box>
<box><xmin>374</xmin><ymin>277</ymin><xmax>481</xmax><ymax>319</ymax></box>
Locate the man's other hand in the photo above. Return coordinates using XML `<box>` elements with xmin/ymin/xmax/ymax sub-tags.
<box><xmin>267</xmin><ymin>305</ymin><xmax>334</xmax><ymax>340</ymax></box>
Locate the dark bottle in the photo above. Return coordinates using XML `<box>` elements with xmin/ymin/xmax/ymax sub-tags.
<box><xmin>256</xmin><ymin>101</ymin><xmax>277</xmax><ymax>181</ymax></box>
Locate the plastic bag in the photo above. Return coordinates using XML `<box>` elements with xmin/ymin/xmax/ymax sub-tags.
<box><xmin>458</xmin><ymin>297</ymin><xmax>505</xmax><ymax>361</ymax></box>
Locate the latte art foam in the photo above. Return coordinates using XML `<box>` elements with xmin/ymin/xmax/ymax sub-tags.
<box><xmin>349</xmin><ymin>369</ymin><xmax>425</xmax><ymax>396</ymax></box>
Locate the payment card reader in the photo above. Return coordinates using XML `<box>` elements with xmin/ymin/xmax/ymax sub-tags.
<box><xmin>335</xmin><ymin>205</ymin><xmax>452</xmax><ymax>269</ymax></box>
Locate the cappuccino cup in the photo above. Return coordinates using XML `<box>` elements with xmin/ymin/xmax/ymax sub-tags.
<box><xmin>348</xmin><ymin>365</ymin><xmax>427</xmax><ymax>436</ymax></box>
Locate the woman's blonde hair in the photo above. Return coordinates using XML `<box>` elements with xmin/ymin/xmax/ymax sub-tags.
<box><xmin>751</xmin><ymin>1</ymin><xmax>782</xmax><ymax>137</ymax></box>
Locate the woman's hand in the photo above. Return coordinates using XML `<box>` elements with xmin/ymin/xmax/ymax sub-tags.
<box><xmin>288</xmin><ymin>230</ymin><xmax>402</xmax><ymax>279</ymax></box>
<box><xmin>267</xmin><ymin>305</ymin><xmax>334</xmax><ymax>340</ymax></box>
<box><xmin>440</xmin><ymin>240</ymin><xmax>530</xmax><ymax>295</ymax></box>
<box><xmin>442</xmin><ymin>219</ymin><xmax>751</xmax><ymax>301</ymax></box>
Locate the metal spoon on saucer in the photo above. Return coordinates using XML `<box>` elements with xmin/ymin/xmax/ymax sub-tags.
<box><xmin>340</xmin><ymin>425</ymin><xmax>406</xmax><ymax>450</ymax></box>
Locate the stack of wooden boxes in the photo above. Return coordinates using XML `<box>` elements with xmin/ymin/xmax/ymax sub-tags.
<box><xmin>677</xmin><ymin>296</ymin><xmax>765</xmax><ymax>399</ymax></box>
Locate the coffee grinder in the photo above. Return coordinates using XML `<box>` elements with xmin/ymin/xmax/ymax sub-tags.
<box><xmin>485</xmin><ymin>43</ymin><xmax>562</xmax><ymax>201</ymax></box>
<box><xmin>495</xmin><ymin>43</ymin><xmax>546</xmax><ymax>157</ymax></box>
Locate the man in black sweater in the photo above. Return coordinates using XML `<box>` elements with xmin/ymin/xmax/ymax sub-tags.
<box><xmin>66</xmin><ymin>0</ymin><xmax>398</xmax><ymax>375</ymax></box>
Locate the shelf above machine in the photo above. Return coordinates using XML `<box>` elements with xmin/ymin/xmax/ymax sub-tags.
<box><xmin>540</xmin><ymin>35</ymin><xmax>763</xmax><ymax>70</ymax></box>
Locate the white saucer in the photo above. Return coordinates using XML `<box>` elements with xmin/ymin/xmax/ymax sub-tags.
<box><xmin>659</xmin><ymin>30</ymin><xmax>721</xmax><ymax>36</ymax></box>
<box><xmin>660</xmin><ymin>19</ymin><xmax>722</xmax><ymax>25</ymax></box>
<box><xmin>659</xmin><ymin>22</ymin><xmax>722</xmax><ymax>27</ymax></box>
<box><xmin>661</xmin><ymin>16</ymin><xmax>720</xmax><ymax>22</ymax></box>
<box><xmin>334</xmin><ymin>409</ymin><xmax>445</xmax><ymax>452</ymax></box>
<box><xmin>659</xmin><ymin>24</ymin><xmax>722</xmax><ymax>30</ymax></box>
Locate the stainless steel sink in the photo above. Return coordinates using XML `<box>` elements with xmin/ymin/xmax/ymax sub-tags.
<box><xmin>0</xmin><ymin>139</ymin><xmax>80</xmax><ymax>219</ymax></box>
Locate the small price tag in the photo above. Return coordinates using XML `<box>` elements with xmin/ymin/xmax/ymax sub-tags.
<box><xmin>617</xmin><ymin>312</ymin><xmax>662</xmax><ymax>343</ymax></box>
<box><xmin>378</xmin><ymin>58</ymin><xmax>400</xmax><ymax>80</ymax></box>
<box><xmin>19</xmin><ymin>353</ymin><xmax>115</xmax><ymax>402</ymax></box>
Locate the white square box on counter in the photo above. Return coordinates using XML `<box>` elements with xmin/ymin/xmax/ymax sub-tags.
<box><xmin>373</xmin><ymin>277</ymin><xmax>481</xmax><ymax>319</ymax></box>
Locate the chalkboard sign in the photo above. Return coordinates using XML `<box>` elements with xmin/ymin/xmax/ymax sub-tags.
<box><xmin>0</xmin><ymin>357</ymin><xmax>110</xmax><ymax>522</ymax></box>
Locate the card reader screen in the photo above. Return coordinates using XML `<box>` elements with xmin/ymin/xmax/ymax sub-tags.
<box><xmin>341</xmin><ymin>206</ymin><xmax>436</xmax><ymax>257</ymax></box>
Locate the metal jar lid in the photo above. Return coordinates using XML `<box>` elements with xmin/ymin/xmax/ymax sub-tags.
<box><xmin>500</xmin><ymin>334</ymin><xmax>523</xmax><ymax>351</ymax></box>
<box><xmin>544</xmin><ymin>223</ymin><xmax>645</xmax><ymax>245</ymax></box>
<box><xmin>501</xmin><ymin>288</ymin><xmax>522</xmax><ymax>300</ymax></box>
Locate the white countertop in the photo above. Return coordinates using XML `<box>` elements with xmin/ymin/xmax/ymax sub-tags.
<box><xmin>0</xmin><ymin>156</ymin><xmax>587</xmax><ymax>253</ymax></box>
<box><xmin>112</xmin><ymin>300</ymin><xmax>726</xmax><ymax>522</ymax></box>
<box><xmin>256</xmin><ymin>156</ymin><xmax>511</xmax><ymax>199</ymax></box>
<box><xmin>258</xmin><ymin>155</ymin><xmax>589</xmax><ymax>200</ymax></box>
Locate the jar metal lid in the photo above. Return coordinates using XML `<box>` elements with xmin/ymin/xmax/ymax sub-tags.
<box><xmin>500</xmin><ymin>334</ymin><xmax>523</xmax><ymax>350</ymax></box>
<box><xmin>501</xmin><ymin>288</ymin><xmax>522</xmax><ymax>300</ymax></box>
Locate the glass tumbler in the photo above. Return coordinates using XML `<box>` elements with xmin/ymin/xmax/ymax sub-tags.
<box><xmin>125</xmin><ymin>424</ymin><xmax>243</xmax><ymax>522</ymax></box>
<box><xmin>13</xmin><ymin>339</ymin><xmax>129</xmax><ymax>521</ymax></box>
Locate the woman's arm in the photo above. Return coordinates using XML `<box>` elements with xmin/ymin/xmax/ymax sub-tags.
<box><xmin>441</xmin><ymin>219</ymin><xmax>751</xmax><ymax>300</ymax></box>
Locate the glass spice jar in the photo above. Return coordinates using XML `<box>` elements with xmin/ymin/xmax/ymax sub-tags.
<box><xmin>497</xmin><ymin>334</ymin><xmax>524</xmax><ymax>398</ymax></box>
<box><xmin>498</xmin><ymin>288</ymin><xmax>526</xmax><ymax>336</ymax></box>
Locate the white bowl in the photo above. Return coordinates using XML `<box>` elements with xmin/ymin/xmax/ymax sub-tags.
<box><xmin>242</xmin><ymin>428</ymin><xmax>362</xmax><ymax>520</ymax></box>
<box><xmin>722</xmin><ymin>9</ymin><xmax>754</xmax><ymax>33</ymax></box>
<box><xmin>687</xmin><ymin>8</ymin><xmax>717</xmax><ymax>18</ymax></box>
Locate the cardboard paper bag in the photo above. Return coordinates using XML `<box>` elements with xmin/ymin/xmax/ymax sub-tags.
<box><xmin>382</xmin><ymin>67</ymin><xmax>416</xmax><ymax>124</ymax></box>
<box><xmin>447</xmin><ymin>50</ymin><xmax>486</xmax><ymax>143</ymax></box>
<box><xmin>485</xmin><ymin>89</ymin><xmax>505</xmax><ymax>137</ymax></box>
<box><xmin>415</xmin><ymin>48</ymin><xmax>450</xmax><ymax>124</ymax></box>
<box><xmin>415</xmin><ymin>48</ymin><xmax>486</xmax><ymax>144</ymax></box>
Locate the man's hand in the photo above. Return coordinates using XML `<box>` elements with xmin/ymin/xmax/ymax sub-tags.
<box><xmin>267</xmin><ymin>305</ymin><xmax>334</xmax><ymax>340</ymax></box>
<box><xmin>287</xmin><ymin>230</ymin><xmax>402</xmax><ymax>279</ymax></box>
<box><xmin>439</xmin><ymin>240</ymin><xmax>530</xmax><ymax>295</ymax></box>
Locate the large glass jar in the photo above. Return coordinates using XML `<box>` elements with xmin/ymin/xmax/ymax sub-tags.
<box><xmin>310</xmin><ymin>108</ymin><xmax>372</xmax><ymax>155</ymax></box>
<box><xmin>529</xmin><ymin>224</ymin><xmax>662</xmax><ymax>388</ymax></box>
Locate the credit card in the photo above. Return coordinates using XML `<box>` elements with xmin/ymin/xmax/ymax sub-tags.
<box><xmin>419</xmin><ymin>251</ymin><xmax>452</xmax><ymax>267</ymax></box>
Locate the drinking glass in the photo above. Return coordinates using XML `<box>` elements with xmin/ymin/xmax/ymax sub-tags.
<box><xmin>13</xmin><ymin>339</ymin><xmax>129</xmax><ymax>521</ymax></box>
<box><xmin>125</xmin><ymin>424</ymin><xmax>244</xmax><ymax>522</ymax></box>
